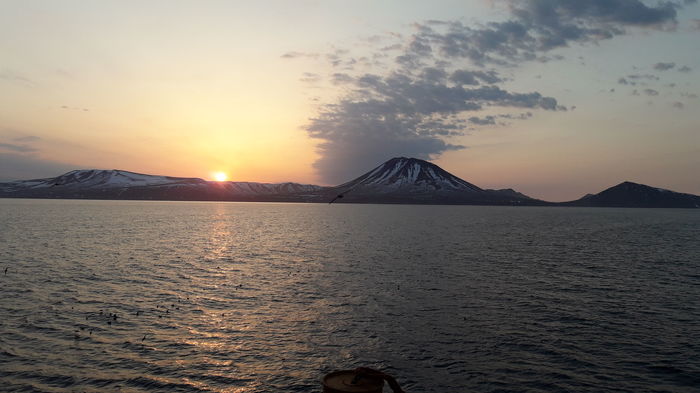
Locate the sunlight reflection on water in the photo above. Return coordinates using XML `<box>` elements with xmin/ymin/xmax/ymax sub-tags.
<box><xmin>1</xmin><ymin>199</ymin><xmax>699</xmax><ymax>392</ymax></box>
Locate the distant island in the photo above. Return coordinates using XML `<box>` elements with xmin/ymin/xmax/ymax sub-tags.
<box><xmin>1</xmin><ymin>157</ymin><xmax>698</xmax><ymax>208</ymax></box>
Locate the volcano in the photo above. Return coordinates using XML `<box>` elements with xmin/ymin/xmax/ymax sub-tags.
<box><xmin>325</xmin><ymin>157</ymin><xmax>541</xmax><ymax>205</ymax></box>
<box><xmin>336</xmin><ymin>157</ymin><xmax>482</xmax><ymax>193</ymax></box>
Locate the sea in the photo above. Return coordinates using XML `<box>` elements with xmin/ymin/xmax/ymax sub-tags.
<box><xmin>0</xmin><ymin>198</ymin><xmax>698</xmax><ymax>393</ymax></box>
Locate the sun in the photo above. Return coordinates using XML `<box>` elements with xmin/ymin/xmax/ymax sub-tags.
<box><xmin>213</xmin><ymin>172</ymin><xmax>228</xmax><ymax>182</ymax></box>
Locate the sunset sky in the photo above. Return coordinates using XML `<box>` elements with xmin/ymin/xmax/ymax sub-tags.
<box><xmin>1</xmin><ymin>0</ymin><xmax>698</xmax><ymax>201</ymax></box>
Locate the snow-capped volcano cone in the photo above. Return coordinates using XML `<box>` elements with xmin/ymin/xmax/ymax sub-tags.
<box><xmin>335</xmin><ymin>157</ymin><xmax>483</xmax><ymax>194</ymax></box>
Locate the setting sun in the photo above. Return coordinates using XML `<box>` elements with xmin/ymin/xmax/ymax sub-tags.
<box><xmin>213</xmin><ymin>172</ymin><xmax>228</xmax><ymax>182</ymax></box>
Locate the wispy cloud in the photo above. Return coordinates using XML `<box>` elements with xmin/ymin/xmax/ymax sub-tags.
<box><xmin>0</xmin><ymin>142</ymin><xmax>38</xmax><ymax>153</ymax></box>
<box><xmin>0</xmin><ymin>135</ymin><xmax>42</xmax><ymax>154</ymax></box>
<box><xmin>468</xmin><ymin>115</ymin><xmax>497</xmax><ymax>126</ymax></box>
<box><xmin>13</xmin><ymin>135</ymin><xmax>41</xmax><ymax>143</ymax></box>
<box><xmin>627</xmin><ymin>73</ymin><xmax>660</xmax><ymax>81</ymax></box>
<box><xmin>299</xmin><ymin>72</ymin><xmax>321</xmax><ymax>83</ymax></box>
<box><xmin>653</xmin><ymin>62</ymin><xmax>676</xmax><ymax>71</ymax></box>
<box><xmin>0</xmin><ymin>69</ymin><xmax>34</xmax><ymax>86</ymax></box>
<box><xmin>0</xmin><ymin>152</ymin><xmax>76</xmax><ymax>181</ymax></box>
<box><xmin>330</xmin><ymin>73</ymin><xmax>354</xmax><ymax>85</ymax></box>
<box><xmin>61</xmin><ymin>105</ymin><xmax>90</xmax><ymax>112</ymax></box>
<box><xmin>281</xmin><ymin>51</ymin><xmax>318</xmax><ymax>59</ymax></box>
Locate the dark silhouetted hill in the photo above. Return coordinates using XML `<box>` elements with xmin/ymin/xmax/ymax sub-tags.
<box><xmin>563</xmin><ymin>181</ymin><xmax>700</xmax><ymax>208</ymax></box>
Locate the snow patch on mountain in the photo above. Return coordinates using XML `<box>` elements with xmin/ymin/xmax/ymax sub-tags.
<box><xmin>54</xmin><ymin>170</ymin><xmax>199</xmax><ymax>188</ymax></box>
<box><xmin>0</xmin><ymin>169</ymin><xmax>322</xmax><ymax>196</ymax></box>
<box><xmin>223</xmin><ymin>181</ymin><xmax>322</xmax><ymax>195</ymax></box>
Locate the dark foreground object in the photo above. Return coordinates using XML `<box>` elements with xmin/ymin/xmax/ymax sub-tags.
<box><xmin>323</xmin><ymin>368</ymin><xmax>404</xmax><ymax>393</ymax></box>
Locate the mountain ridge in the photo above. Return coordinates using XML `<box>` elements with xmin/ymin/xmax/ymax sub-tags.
<box><xmin>1</xmin><ymin>158</ymin><xmax>698</xmax><ymax>208</ymax></box>
<box><xmin>0</xmin><ymin>168</ymin><xmax>322</xmax><ymax>201</ymax></box>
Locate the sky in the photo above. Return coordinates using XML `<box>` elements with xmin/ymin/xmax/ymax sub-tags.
<box><xmin>1</xmin><ymin>0</ymin><xmax>698</xmax><ymax>201</ymax></box>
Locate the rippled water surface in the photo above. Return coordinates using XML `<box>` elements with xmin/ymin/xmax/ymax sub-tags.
<box><xmin>1</xmin><ymin>199</ymin><xmax>699</xmax><ymax>392</ymax></box>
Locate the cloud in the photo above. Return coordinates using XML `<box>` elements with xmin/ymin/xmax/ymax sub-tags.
<box><xmin>618</xmin><ymin>73</ymin><xmax>662</xmax><ymax>86</ymax></box>
<box><xmin>281</xmin><ymin>51</ymin><xmax>318</xmax><ymax>59</ymax></box>
<box><xmin>643</xmin><ymin>88</ymin><xmax>659</xmax><ymax>96</ymax></box>
<box><xmin>678</xmin><ymin>65</ymin><xmax>692</xmax><ymax>72</ymax></box>
<box><xmin>311</xmin><ymin>134</ymin><xmax>465</xmax><ymax>184</ymax></box>
<box><xmin>325</xmin><ymin>49</ymin><xmax>358</xmax><ymax>69</ymax></box>
<box><xmin>0</xmin><ymin>135</ymin><xmax>42</xmax><ymax>154</ymax></box>
<box><xmin>439</xmin><ymin>0</ymin><xmax>685</xmax><ymax>64</ymax></box>
<box><xmin>331</xmin><ymin>73</ymin><xmax>354</xmax><ymax>85</ymax></box>
<box><xmin>299</xmin><ymin>0</ymin><xmax>695</xmax><ymax>183</ymax></box>
<box><xmin>60</xmin><ymin>105</ymin><xmax>90</xmax><ymax>112</ymax></box>
<box><xmin>305</xmin><ymin>68</ymin><xmax>564</xmax><ymax>183</ymax></box>
<box><xmin>500</xmin><ymin>112</ymin><xmax>534</xmax><ymax>120</ymax></box>
<box><xmin>417</xmin><ymin>0</ymin><xmax>690</xmax><ymax>66</ymax></box>
<box><xmin>450</xmin><ymin>69</ymin><xmax>504</xmax><ymax>85</ymax></box>
<box><xmin>0</xmin><ymin>152</ymin><xmax>76</xmax><ymax>181</ymax></box>
<box><xmin>299</xmin><ymin>72</ymin><xmax>321</xmax><ymax>83</ymax></box>
<box><xmin>469</xmin><ymin>112</ymin><xmax>533</xmax><ymax>126</ymax></box>
<box><xmin>469</xmin><ymin>116</ymin><xmax>496</xmax><ymax>125</ymax></box>
<box><xmin>13</xmin><ymin>135</ymin><xmax>41</xmax><ymax>143</ymax></box>
<box><xmin>511</xmin><ymin>0</ymin><xmax>684</xmax><ymax>26</ymax></box>
<box><xmin>672</xmin><ymin>101</ymin><xmax>684</xmax><ymax>109</ymax></box>
<box><xmin>627</xmin><ymin>73</ymin><xmax>659</xmax><ymax>81</ymax></box>
<box><xmin>0</xmin><ymin>142</ymin><xmax>38</xmax><ymax>153</ymax></box>
<box><xmin>0</xmin><ymin>69</ymin><xmax>33</xmax><ymax>86</ymax></box>
<box><xmin>653</xmin><ymin>62</ymin><xmax>676</xmax><ymax>71</ymax></box>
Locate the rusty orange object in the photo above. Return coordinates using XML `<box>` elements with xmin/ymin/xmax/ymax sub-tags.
<box><xmin>322</xmin><ymin>370</ymin><xmax>384</xmax><ymax>393</ymax></box>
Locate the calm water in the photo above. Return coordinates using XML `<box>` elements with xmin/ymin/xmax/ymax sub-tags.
<box><xmin>0</xmin><ymin>199</ymin><xmax>698</xmax><ymax>393</ymax></box>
